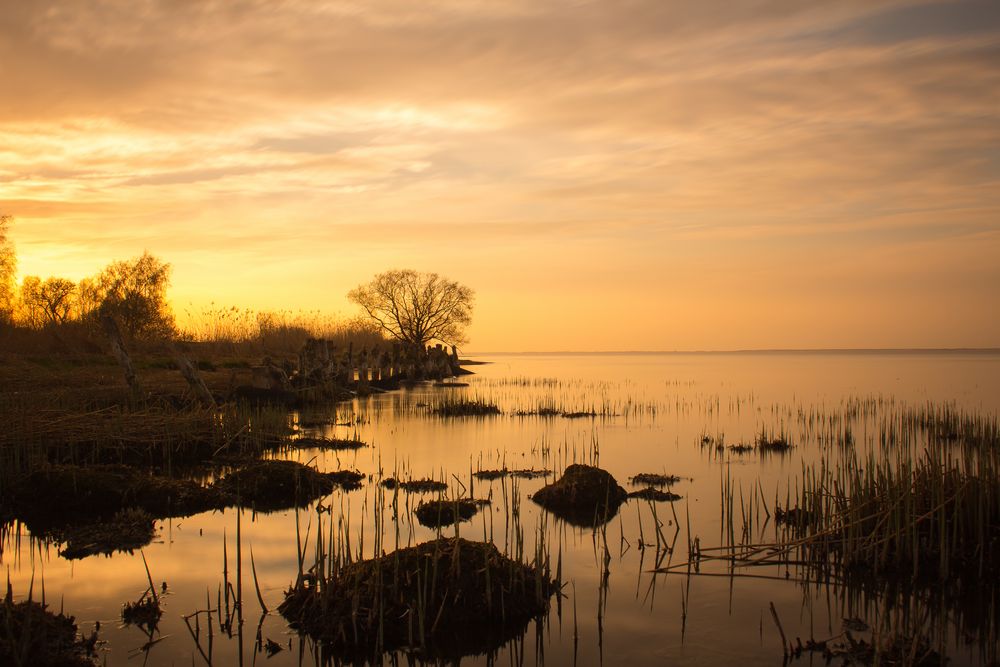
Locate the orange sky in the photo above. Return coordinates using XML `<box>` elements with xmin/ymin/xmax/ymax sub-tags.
<box><xmin>2</xmin><ymin>1</ymin><xmax>999</xmax><ymax>351</ymax></box>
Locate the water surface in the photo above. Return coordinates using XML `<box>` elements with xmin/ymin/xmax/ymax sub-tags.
<box><xmin>4</xmin><ymin>351</ymin><xmax>998</xmax><ymax>665</ymax></box>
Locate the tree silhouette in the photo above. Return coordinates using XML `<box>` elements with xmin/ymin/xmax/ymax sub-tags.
<box><xmin>348</xmin><ymin>269</ymin><xmax>474</xmax><ymax>352</ymax></box>
<box><xmin>0</xmin><ymin>215</ymin><xmax>15</xmax><ymax>320</ymax></box>
<box><xmin>90</xmin><ymin>252</ymin><xmax>176</xmax><ymax>338</ymax></box>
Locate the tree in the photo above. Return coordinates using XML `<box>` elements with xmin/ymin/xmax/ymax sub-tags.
<box><xmin>348</xmin><ymin>269</ymin><xmax>474</xmax><ymax>352</ymax></box>
<box><xmin>18</xmin><ymin>276</ymin><xmax>44</xmax><ymax>328</ymax></box>
<box><xmin>0</xmin><ymin>215</ymin><xmax>15</xmax><ymax>321</ymax></box>
<box><xmin>35</xmin><ymin>277</ymin><xmax>77</xmax><ymax>325</ymax></box>
<box><xmin>91</xmin><ymin>252</ymin><xmax>176</xmax><ymax>338</ymax></box>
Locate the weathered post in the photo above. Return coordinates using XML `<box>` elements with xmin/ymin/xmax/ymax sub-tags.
<box><xmin>101</xmin><ymin>315</ymin><xmax>142</xmax><ymax>403</ymax></box>
<box><xmin>170</xmin><ymin>343</ymin><xmax>216</xmax><ymax>408</ymax></box>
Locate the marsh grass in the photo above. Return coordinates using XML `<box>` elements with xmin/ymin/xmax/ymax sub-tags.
<box><xmin>431</xmin><ymin>398</ymin><xmax>501</xmax><ymax>417</ymax></box>
<box><xmin>680</xmin><ymin>403</ymin><xmax>1000</xmax><ymax>663</ymax></box>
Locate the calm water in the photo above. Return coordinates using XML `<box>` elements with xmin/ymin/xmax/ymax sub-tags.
<box><xmin>4</xmin><ymin>351</ymin><xmax>999</xmax><ymax>666</ymax></box>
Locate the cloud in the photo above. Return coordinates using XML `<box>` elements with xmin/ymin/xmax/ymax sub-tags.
<box><xmin>1</xmin><ymin>0</ymin><xmax>998</xmax><ymax>347</ymax></box>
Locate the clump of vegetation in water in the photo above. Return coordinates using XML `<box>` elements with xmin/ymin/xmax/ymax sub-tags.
<box><xmin>432</xmin><ymin>398</ymin><xmax>501</xmax><ymax>417</ymax></box>
<box><xmin>279</xmin><ymin>537</ymin><xmax>554</xmax><ymax>659</ymax></box>
<box><xmin>284</xmin><ymin>436</ymin><xmax>367</xmax><ymax>451</ymax></box>
<box><xmin>121</xmin><ymin>590</ymin><xmax>161</xmax><ymax>632</ymax></box>
<box><xmin>381</xmin><ymin>477</ymin><xmax>448</xmax><ymax>493</ymax></box>
<box><xmin>473</xmin><ymin>468</ymin><xmax>550</xmax><ymax>480</ymax></box>
<box><xmin>414</xmin><ymin>499</ymin><xmax>489</xmax><ymax>527</ymax></box>
<box><xmin>512</xmin><ymin>406</ymin><xmax>560</xmax><ymax>417</ymax></box>
<box><xmin>285</xmin><ymin>438</ymin><xmax>368</xmax><ymax>451</ymax></box>
<box><xmin>561</xmin><ymin>410</ymin><xmax>598</xmax><ymax>419</ymax></box>
<box><xmin>531</xmin><ymin>464</ymin><xmax>628</xmax><ymax>526</ymax></box>
<box><xmin>1</xmin><ymin>591</ymin><xmax>99</xmax><ymax>667</ymax></box>
<box><xmin>628</xmin><ymin>487</ymin><xmax>682</xmax><ymax>502</ymax></box>
<box><xmin>214</xmin><ymin>460</ymin><xmax>363</xmax><ymax>511</ymax></box>
<box><xmin>756</xmin><ymin>428</ymin><xmax>794</xmax><ymax>453</ymax></box>
<box><xmin>629</xmin><ymin>473</ymin><xmax>681</xmax><ymax>487</ymax></box>
<box><xmin>3</xmin><ymin>460</ymin><xmax>362</xmax><ymax>556</ymax></box>
<box><xmin>5</xmin><ymin>465</ymin><xmax>226</xmax><ymax>533</ymax></box>
<box><xmin>783</xmin><ymin>621</ymin><xmax>944</xmax><ymax>666</ymax></box>
<box><xmin>59</xmin><ymin>508</ymin><xmax>156</xmax><ymax>560</ymax></box>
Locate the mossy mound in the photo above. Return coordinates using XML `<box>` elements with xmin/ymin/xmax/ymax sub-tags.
<box><xmin>531</xmin><ymin>464</ymin><xmax>628</xmax><ymax>526</ymax></box>
<box><xmin>279</xmin><ymin>537</ymin><xmax>554</xmax><ymax>659</ymax></box>
<box><xmin>415</xmin><ymin>499</ymin><xmax>489</xmax><ymax>527</ymax></box>
<box><xmin>0</xmin><ymin>597</ymin><xmax>98</xmax><ymax>667</ymax></box>
<box><xmin>7</xmin><ymin>465</ymin><xmax>227</xmax><ymax>532</ymax></box>
<box><xmin>5</xmin><ymin>460</ymin><xmax>362</xmax><ymax>557</ymax></box>
<box><xmin>214</xmin><ymin>460</ymin><xmax>362</xmax><ymax>511</ymax></box>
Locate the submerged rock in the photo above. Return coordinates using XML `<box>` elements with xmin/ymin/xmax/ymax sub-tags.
<box><xmin>531</xmin><ymin>464</ymin><xmax>628</xmax><ymax>526</ymax></box>
<box><xmin>279</xmin><ymin>537</ymin><xmax>554</xmax><ymax>659</ymax></box>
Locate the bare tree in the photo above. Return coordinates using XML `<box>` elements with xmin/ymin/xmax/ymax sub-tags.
<box><xmin>38</xmin><ymin>277</ymin><xmax>77</xmax><ymax>325</ymax></box>
<box><xmin>348</xmin><ymin>269</ymin><xmax>474</xmax><ymax>352</ymax></box>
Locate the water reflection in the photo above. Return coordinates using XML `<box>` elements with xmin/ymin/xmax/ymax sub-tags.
<box><xmin>1</xmin><ymin>352</ymin><xmax>997</xmax><ymax>665</ymax></box>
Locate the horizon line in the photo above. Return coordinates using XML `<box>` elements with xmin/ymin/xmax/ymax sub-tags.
<box><xmin>463</xmin><ymin>347</ymin><xmax>1000</xmax><ymax>356</ymax></box>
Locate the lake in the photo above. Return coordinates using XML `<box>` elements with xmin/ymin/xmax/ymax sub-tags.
<box><xmin>4</xmin><ymin>350</ymin><xmax>999</xmax><ymax>666</ymax></box>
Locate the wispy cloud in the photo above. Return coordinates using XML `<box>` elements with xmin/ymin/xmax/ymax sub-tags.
<box><xmin>2</xmin><ymin>0</ymin><xmax>997</xmax><ymax>348</ymax></box>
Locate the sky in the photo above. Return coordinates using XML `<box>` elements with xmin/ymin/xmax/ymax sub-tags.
<box><xmin>2</xmin><ymin>0</ymin><xmax>999</xmax><ymax>351</ymax></box>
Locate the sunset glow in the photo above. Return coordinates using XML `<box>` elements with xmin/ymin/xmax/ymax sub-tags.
<box><xmin>3</xmin><ymin>1</ymin><xmax>999</xmax><ymax>350</ymax></box>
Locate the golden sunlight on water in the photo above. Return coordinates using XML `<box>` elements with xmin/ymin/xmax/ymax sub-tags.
<box><xmin>3</xmin><ymin>352</ymin><xmax>998</xmax><ymax>666</ymax></box>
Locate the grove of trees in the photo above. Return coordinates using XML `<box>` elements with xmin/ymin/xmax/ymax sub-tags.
<box><xmin>348</xmin><ymin>269</ymin><xmax>474</xmax><ymax>352</ymax></box>
<box><xmin>0</xmin><ymin>216</ymin><xmax>175</xmax><ymax>340</ymax></box>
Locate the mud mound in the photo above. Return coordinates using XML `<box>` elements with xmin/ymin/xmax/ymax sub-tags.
<box><xmin>279</xmin><ymin>537</ymin><xmax>554</xmax><ymax>659</ymax></box>
<box><xmin>531</xmin><ymin>464</ymin><xmax>628</xmax><ymax>526</ymax></box>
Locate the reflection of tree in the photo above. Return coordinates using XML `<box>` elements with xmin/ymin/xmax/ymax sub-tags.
<box><xmin>348</xmin><ymin>269</ymin><xmax>474</xmax><ymax>353</ymax></box>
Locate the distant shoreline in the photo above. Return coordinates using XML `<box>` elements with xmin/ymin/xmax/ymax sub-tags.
<box><xmin>465</xmin><ymin>348</ymin><xmax>1000</xmax><ymax>356</ymax></box>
